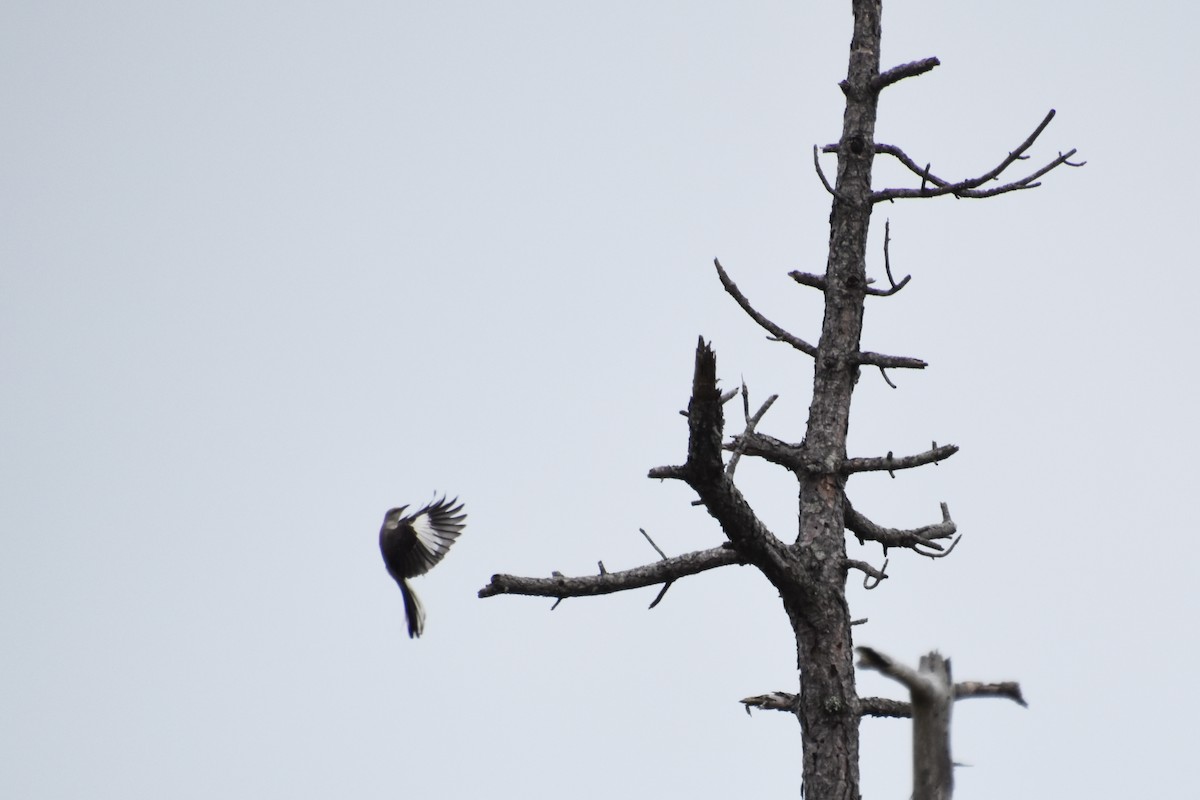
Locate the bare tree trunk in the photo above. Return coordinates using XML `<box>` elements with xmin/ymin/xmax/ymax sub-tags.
<box><xmin>783</xmin><ymin>2</ymin><xmax>882</xmax><ymax>795</ymax></box>
<box><xmin>858</xmin><ymin>648</ymin><xmax>955</xmax><ymax>800</ymax></box>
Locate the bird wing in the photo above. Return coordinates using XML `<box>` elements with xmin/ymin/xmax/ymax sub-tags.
<box><xmin>398</xmin><ymin>496</ymin><xmax>467</xmax><ymax>578</ymax></box>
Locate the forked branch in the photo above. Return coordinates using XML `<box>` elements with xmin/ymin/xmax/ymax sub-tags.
<box><xmin>870</xmin><ymin>110</ymin><xmax>1083</xmax><ymax>201</ymax></box>
<box><xmin>867</xmin><ymin>220</ymin><xmax>911</xmax><ymax>296</ymax></box>
<box><xmin>845</xmin><ymin>500</ymin><xmax>958</xmax><ymax>554</ymax></box>
<box><xmin>726</xmin><ymin>383</ymin><xmax>779</xmax><ymax>478</ymax></box>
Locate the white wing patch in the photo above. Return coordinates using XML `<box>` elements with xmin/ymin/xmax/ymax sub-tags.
<box><xmin>410</xmin><ymin>511</ymin><xmax>454</xmax><ymax>559</ymax></box>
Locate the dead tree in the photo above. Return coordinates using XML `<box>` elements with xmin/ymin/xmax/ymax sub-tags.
<box><xmin>479</xmin><ymin>1</ymin><xmax>1077</xmax><ymax>797</ymax></box>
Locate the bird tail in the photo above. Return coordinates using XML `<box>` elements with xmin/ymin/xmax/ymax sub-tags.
<box><xmin>399</xmin><ymin>579</ymin><xmax>425</xmax><ymax>638</ymax></box>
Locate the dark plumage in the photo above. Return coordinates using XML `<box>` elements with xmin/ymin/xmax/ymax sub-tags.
<box><xmin>379</xmin><ymin>496</ymin><xmax>466</xmax><ymax>638</ymax></box>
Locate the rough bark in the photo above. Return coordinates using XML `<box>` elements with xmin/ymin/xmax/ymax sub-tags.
<box><xmin>781</xmin><ymin>3</ymin><xmax>883</xmax><ymax>797</ymax></box>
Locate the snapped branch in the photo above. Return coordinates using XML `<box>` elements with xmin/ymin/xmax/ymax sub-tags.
<box><xmin>649</xmin><ymin>338</ymin><xmax>792</xmax><ymax>581</ymax></box>
<box><xmin>741</xmin><ymin>692</ymin><xmax>798</xmax><ymax>716</ymax></box>
<box><xmin>858</xmin><ymin>350</ymin><xmax>927</xmax><ymax>370</ymax></box>
<box><xmin>871</xmin><ymin>56</ymin><xmax>941</xmax><ymax>92</ymax></box>
<box><xmin>954</xmin><ymin>680</ymin><xmax>1028</xmax><ymax>708</ymax></box>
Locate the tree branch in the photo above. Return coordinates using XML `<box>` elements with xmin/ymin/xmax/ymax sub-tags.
<box><xmin>724</xmin><ymin>431</ymin><xmax>806</xmax><ymax>474</ymax></box>
<box><xmin>812</xmin><ymin>145</ymin><xmax>839</xmax><ymax>197</ymax></box>
<box><xmin>843</xmin><ymin>442</ymin><xmax>959</xmax><ymax>474</ymax></box>
<box><xmin>859</xmin><ymin>697</ymin><xmax>914</xmax><ymax>718</ymax></box>
<box><xmin>478</xmin><ymin>544</ymin><xmax>744</xmax><ymax>600</ymax></box>
<box><xmin>748</xmin><ymin>681</ymin><xmax>1027</xmax><ymax>719</ymax></box>
<box><xmin>788</xmin><ymin>270</ymin><xmax>827</xmax><ymax>291</ymax></box>
<box><xmin>867</xmin><ymin>219</ymin><xmax>911</xmax><ymax>296</ymax></box>
<box><xmin>871</xmin><ymin>110</ymin><xmax>1083</xmax><ymax>202</ymax></box>
<box><xmin>844</xmin><ymin>500</ymin><xmax>957</xmax><ymax>553</ymax></box>
<box><xmin>714</xmin><ymin>259</ymin><xmax>817</xmax><ymax>356</ymax></box>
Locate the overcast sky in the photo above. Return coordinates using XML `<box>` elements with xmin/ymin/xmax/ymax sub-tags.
<box><xmin>3</xmin><ymin>2</ymin><xmax>1197</xmax><ymax>798</ymax></box>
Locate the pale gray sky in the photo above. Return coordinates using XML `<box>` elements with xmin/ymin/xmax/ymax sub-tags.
<box><xmin>3</xmin><ymin>2</ymin><xmax>1196</xmax><ymax>798</ymax></box>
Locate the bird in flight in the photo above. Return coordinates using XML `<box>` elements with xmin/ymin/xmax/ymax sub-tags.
<box><xmin>378</xmin><ymin>496</ymin><xmax>467</xmax><ymax>638</ymax></box>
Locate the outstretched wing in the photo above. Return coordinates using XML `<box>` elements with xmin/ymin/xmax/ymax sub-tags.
<box><xmin>392</xmin><ymin>496</ymin><xmax>467</xmax><ymax>578</ymax></box>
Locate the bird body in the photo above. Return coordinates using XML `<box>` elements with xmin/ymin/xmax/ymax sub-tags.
<box><xmin>379</xmin><ymin>496</ymin><xmax>466</xmax><ymax>638</ymax></box>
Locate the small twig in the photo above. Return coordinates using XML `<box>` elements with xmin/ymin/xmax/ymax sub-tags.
<box><xmin>640</xmin><ymin>528</ymin><xmax>668</xmax><ymax>561</ymax></box>
<box><xmin>727</xmin><ymin>390</ymin><xmax>779</xmax><ymax>478</ymax></box>
<box><xmin>878</xmin><ymin>366</ymin><xmax>897</xmax><ymax>389</ymax></box>
<box><xmin>848</xmin><ymin>557</ymin><xmax>890</xmax><ymax>589</ymax></box>
<box><xmin>648</xmin><ymin>581</ymin><xmax>674</xmax><ymax>609</ymax></box>
<box><xmin>916</xmin><ymin>533</ymin><xmax>961</xmax><ymax>559</ymax></box>
<box><xmin>865</xmin><ymin>219</ymin><xmax>912</xmax><ymax>297</ymax></box>
<box><xmin>813</xmin><ymin>145</ymin><xmax>838</xmax><ymax>197</ymax></box>
<box><xmin>883</xmin><ymin>220</ymin><xmax>898</xmax><ymax>286</ymax></box>
<box><xmin>913</xmin><ymin>503</ymin><xmax>959</xmax><ymax>558</ymax></box>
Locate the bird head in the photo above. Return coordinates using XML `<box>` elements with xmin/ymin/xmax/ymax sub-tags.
<box><xmin>382</xmin><ymin>506</ymin><xmax>409</xmax><ymax>529</ymax></box>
